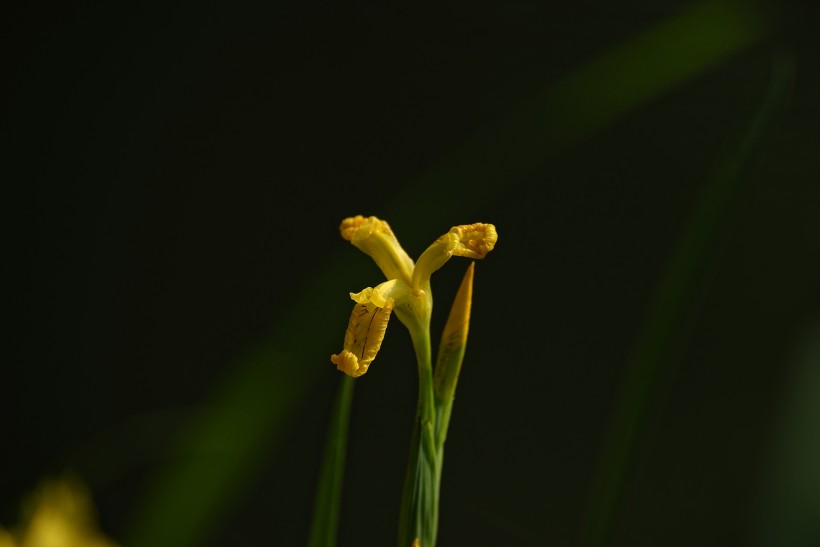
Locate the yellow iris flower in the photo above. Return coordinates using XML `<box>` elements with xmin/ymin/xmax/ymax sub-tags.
<box><xmin>331</xmin><ymin>215</ymin><xmax>497</xmax><ymax>377</ymax></box>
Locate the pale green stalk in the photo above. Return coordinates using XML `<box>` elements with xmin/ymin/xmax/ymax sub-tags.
<box><xmin>398</xmin><ymin>263</ymin><xmax>476</xmax><ymax>547</ymax></box>
<box><xmin>397</xmin><ymin>319</ymin><xmax>440</xmax><ymax>547</ymax></box>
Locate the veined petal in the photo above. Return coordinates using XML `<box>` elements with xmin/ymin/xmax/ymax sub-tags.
<box><xmin>331</xmin><ymin>287</ymin><xmax>396</xmax><ymax>377</ymax></box>
<box><xmin>340</xmin><ymin>215</ymin><xmax>415</xmax><ymax>283</ymax></box>
<box><xmin>412</xmin><ymin>222</ymin><xmax>498</xmax><ymax>289</ymax></box>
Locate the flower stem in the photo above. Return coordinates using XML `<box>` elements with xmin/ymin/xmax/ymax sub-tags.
<box><xmin>397</xmin><ymin>327</ymin><xmax>441</xmax><ymax>547</ymax></box>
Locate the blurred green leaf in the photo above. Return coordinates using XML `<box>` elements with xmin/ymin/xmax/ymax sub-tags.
<box><xmin>391</xmin><ymin>0</ymin><xmax>776</xmax><ymax>229</ymax></box>
<box><xmin>123</xmin><ymin>263</ymin><xmax>345</xmax><ymax>547</ymax></box>
<box><xmin>124</xmin><ymin>345</ymin><xmax>319</xmax><ymax>547</ymax></box>
<box><xmin>759</xmin><ymin>323</ymin><xmax>820</xmax><ymax>547</ymax></box>
<box><xmin>581</xmin><ymin>51</ymin><xmax>794</xmax><ymax>547</ymax></box>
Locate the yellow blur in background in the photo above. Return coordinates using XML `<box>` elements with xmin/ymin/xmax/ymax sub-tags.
<box><xmin>0</xmin><ymin>476</ymin><xmax>117</xmax><ymax>547</ymax></box>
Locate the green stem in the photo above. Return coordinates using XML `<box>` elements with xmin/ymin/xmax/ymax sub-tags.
<box><xmin>398</xmin><ymin>327</ymin><xmax>441</xmax><ymax>547</ymax></box>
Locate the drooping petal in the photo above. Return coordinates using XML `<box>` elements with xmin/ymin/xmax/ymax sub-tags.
<box><xmin>340</xmin><ymin>215</ymin><xmax>415</xmax><ymax>284</ymax></box>
<box><xmin>331</xmin><ymin>288</ymin><xmax>395</xmax><ymax>377</ymax></box>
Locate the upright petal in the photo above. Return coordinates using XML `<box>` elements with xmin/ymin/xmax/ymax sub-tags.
<box><xmin>412</xmin><ymin>223</ymin><xmax>497</xmax><ymax>290</ymax></box>
<box><xmin>449</xmin><ymin>223</ymin><xmax>497</xmax><ymax>259</ymax></box>
<box><xmin>340</xmin><ymin>215</ymin><xmax>414</xmax><ymax>283</ymax></box>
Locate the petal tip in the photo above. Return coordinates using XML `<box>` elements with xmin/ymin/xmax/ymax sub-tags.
<box><xmin>339</xmin><ymin>215</ymin><xmax>367</xmax><ymax>241</ymax></box>
<box><xmin>451</xmin><ymin>223</ymin><xmax>497</xmax><ymax>259</ymax></box>
<box><xmin>331</xmin><ymin>351</ymin><xmax>367</xmax><ymax>377</ymax></box>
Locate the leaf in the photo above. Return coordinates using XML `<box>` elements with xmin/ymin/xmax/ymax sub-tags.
<box><xmin>307</xmin><ymin>375</ymin><xmax>355</xmax><ymax>547</ymax></box>
<box><xmin>581</xmin><ymin>51</ymin><xmax>795</xmax><ymax>547</ymax></box>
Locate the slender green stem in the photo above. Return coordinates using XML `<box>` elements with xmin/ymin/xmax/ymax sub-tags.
<box><xmin>413</xmin><ymin>329</ymin><xmax>436</xmax><ymax>448</ymax></box>
<box><xmin>398</xmin><ymin>326</ymin><xmax>441</xmax><ymax>547</ymax></box>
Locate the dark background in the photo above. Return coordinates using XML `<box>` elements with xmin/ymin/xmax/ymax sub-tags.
<box><xmin>3</xmin><ymin>1</ymin><xmax>819</xmax><ymax>546</ymax></box>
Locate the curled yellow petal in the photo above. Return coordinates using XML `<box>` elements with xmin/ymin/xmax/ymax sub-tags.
<box><xmin>413</xmin><ymin>222</ymin><xmax>497</xmax><ymax>289</ymax></box>
<box><xmin>331</xmin><ymin>291</ymin><xmax>395</xmax><ymax>377</ymax></box>
<box><xmin>449</xmin><ymin>223</ymin><xmax>497</xmax><ymax>259</ymax></box>
<box><xmin>339</xmin><ymin>215</ymin><xmax>414</xmax><ymax>283</ymax></box>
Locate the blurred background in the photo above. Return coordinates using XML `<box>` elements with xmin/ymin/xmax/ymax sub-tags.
<box><xmin>3</xmin><ymin>1</ymin><xmax>819</xmax><ymax>546</ymax></box>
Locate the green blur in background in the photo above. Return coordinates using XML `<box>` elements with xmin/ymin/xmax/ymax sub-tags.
<box><xmin>3</xmin><ymin>0</ymin><xmax>819</xmax><ymax>546</ymax></box>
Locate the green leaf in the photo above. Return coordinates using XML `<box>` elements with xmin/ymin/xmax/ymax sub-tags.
<box><xmin>307</xmin><ymin>375</ymin><xmax>355</xmax><ymax>547</ymax></box>
<box><xmin>758</xmin><ymin>324</ymin><xmax>820</xmax><ymax>547</ymax></box>
<box><xmin>123</xmin><ymin>262</ymin><xmax>348</xmax><ymax>547</ymax></box>
<box><xmin>581</xmin><ymin>51</ymin><xmax>795</xmax><ymax>547</ymax></box>
<box><xmin>389</xmin><ymin>0</ymin><xmax>776</xmax><ymax>231</ymax></box>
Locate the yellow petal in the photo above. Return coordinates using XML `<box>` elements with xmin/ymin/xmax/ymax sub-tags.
<box><xmin>350</xmin><ymin>285</ymin><xmax>393</xmax><ymax>309</ymax></box>
<box><xmin>340</xmin><ymin>215</ymin><xmax>414</xmax><ymax>283</ymax></box>
<box><xmin>412</xmin><ymin>222</ymin><xmax>497</xmax><ymax>289</ymax></box>
<box><xmin>449</xmin><ymin>223</ymin><xmax>497</xmax><ymax>259</ymax></box>
<box><xmin>0</xmin><ymin>528</ymin><xmax>17</xmax><ymax>547</ymax></box>
<box><xmin>15</xmin><ymin>476</ymin><xmax>119</xmax><ymax>547</ymax></box>
<box><xmin>331</xmin><ymin>293</ymin><xmax>395</xmax><ymax>377</ymax></box>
